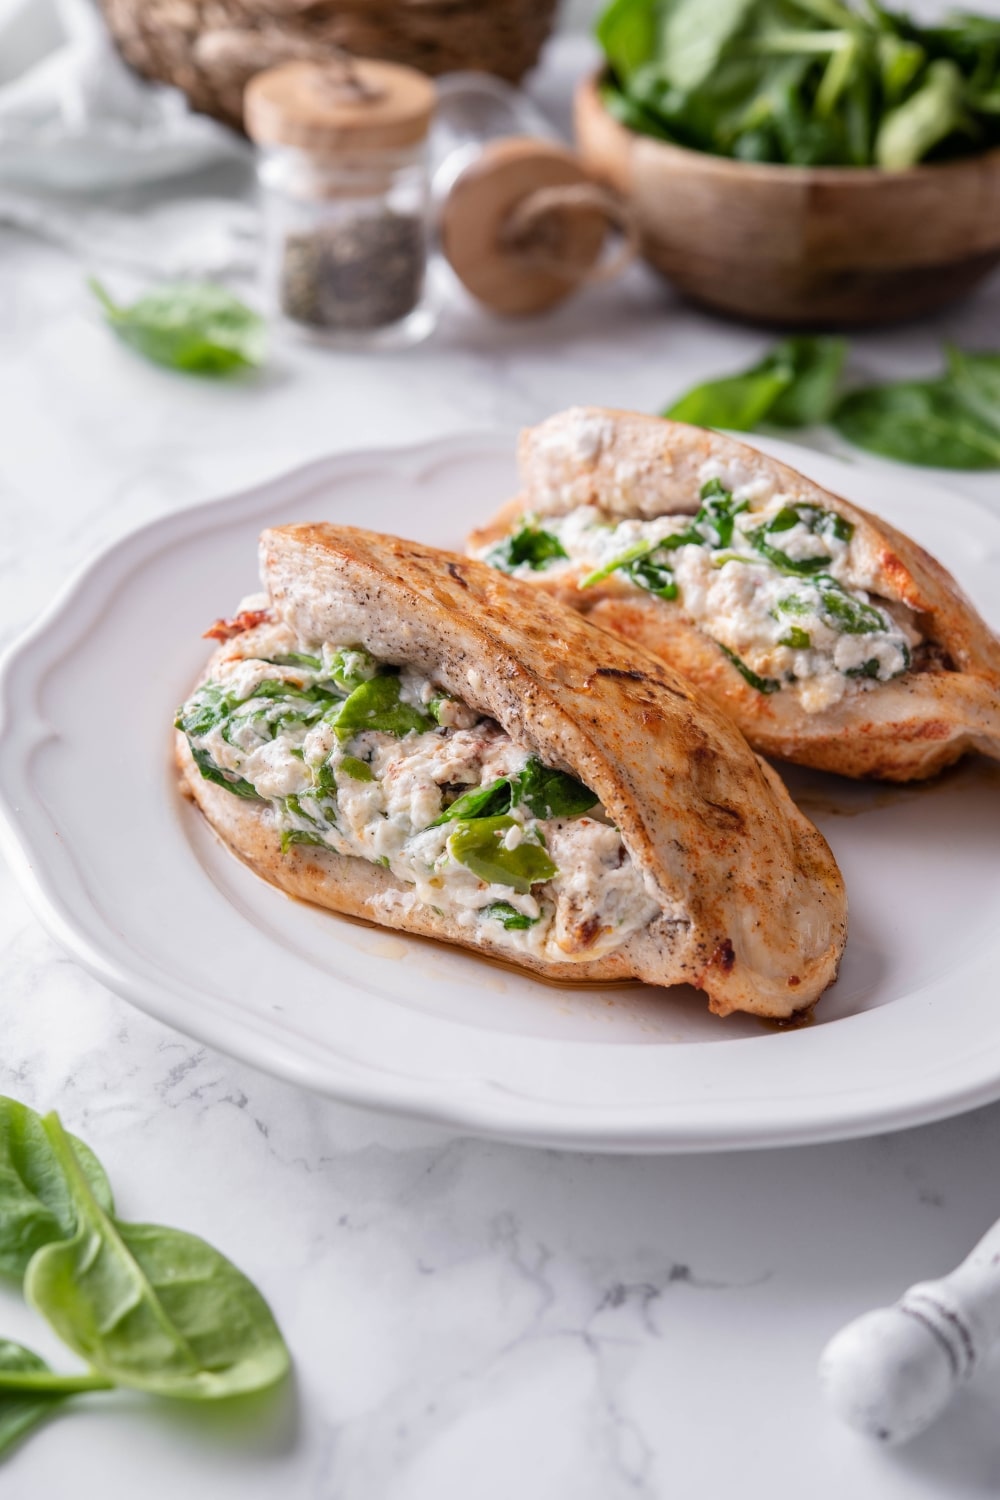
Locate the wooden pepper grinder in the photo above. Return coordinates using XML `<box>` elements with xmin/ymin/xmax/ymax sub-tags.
<box><xmin>433</xmin><ymin>74</ymin><xmax>637</xmax><ymax>317</ymax></box>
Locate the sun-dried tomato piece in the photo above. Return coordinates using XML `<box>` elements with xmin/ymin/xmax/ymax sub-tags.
<box><xmin>203</xmin><ymin>608</ymin><xmax>272</xmax><ymax>642</ymax></box>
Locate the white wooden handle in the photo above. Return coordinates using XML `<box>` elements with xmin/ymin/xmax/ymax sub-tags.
<box><xmin>819</xmin><ymin>1218</ymin><xmax>1000</xmax><ymax>1445</ymax></box>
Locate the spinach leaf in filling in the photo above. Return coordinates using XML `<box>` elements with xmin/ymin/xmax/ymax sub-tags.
<box><xmin>447</xmin><ymin>818</ymin><xmax>558</xmax><ymax>893</ymax></box>
<box><xmin>487</xmin><ymin>523</ymin><xmax>568</xmax><ymax>573</ymax></box>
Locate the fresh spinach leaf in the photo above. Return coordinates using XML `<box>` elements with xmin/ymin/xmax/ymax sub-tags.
<box><xmin>946</xmin><ymin>346</ymin><xmax>1000</xmax><ymax>422</ymax></box>
<box><xmin>514</xmin><ymin>758</ymin><xmax>599</xmax><ymax>819</ymax></box>
<box><xmin>663</xmin><ymin>361</ymin><xmax>794</xmax><ymax>431</ymax></box>
<box><xmin>0</xmin><ymin>1098</ymin><xmax>114</xmax><ymax>1280</ymax></box>
<box><xmin>485</xmin><ymin>902</ymin><xmax>540</xmax><ymax>931</ymax></box>
<box><xmin>89</xmin><ymin>279</ymin><xmax>265</xmax><ymax>376</ymax></box>
<box><xmin>833</xmin><ymin>376</ymin><xmax>1000</xmax><ymax>468</ymax></box>
<box><xmin>447</xmin><ymin>818</ymin><xmax>558</xmax><ymax>893</ymax></box>
<box><xmin>875</xmin><ymin>58</ymin><xmax>972</xmax><ymax>167</ymax></box>
<box><xmin>330</xmin><ymin>676</ymin><xmax>433</xmax><ymax>743</ymax></box>
<box><xmin>663</xmin><ymin>335</ymin><xmax>1000</xmax><ymax>469</ymax></box>
<box><xmin>596</xmin><ymin>0</ymin><xmax>1000</xmax><ymax>168</ymax></box>
<box><xmin>596</xmin><ymin>0</ymin><xmax>658</xmax><ymax>83</ymax></box>
<box><xmin>0</xmin><ymin>1341</ymin><xmax>111</xmax><ymax>1397</ymax></box>
<box><xmin>487</xmin><ymin>524</ymin><xmax>569</xmax><ymax>573</ymax></box>
<box><xmin>715</xmin><ymin>642</ymin><xmax>782</xmax><ymax>693</ymax></box>
<box><xmin>24</xmin><ymin>1114</ymin><xmax>290</xmax><ymax>1400</ymax></box>
<box><xmin>767</xmin><ymin>338</ymin><xmax>848</xmax><ymax>425</ymax></box>
<box><xmin>660</xmin><ymin>0</ymin><xmax>758</xmax><ymax>92</ymax></box>
<box><xmin>779</xmin><ymin>626</ymin><xmax>812</xmax><ymax>649</ymax></box>
<box><xmin>663</xmin><ymin>337</ymin><xmax>846</xmax><ymax>430</ymax></box>
<box><xmin>190</xmin><ymin>745</ymin><xmax>260</xmax><ymax>800</ymax></box>
<box><xmin>0</xmin><ymin>1343</ymin><xmax>90</xmax><ymax>1460</ymax></box>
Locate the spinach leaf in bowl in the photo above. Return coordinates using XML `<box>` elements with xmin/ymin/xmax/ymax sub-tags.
<box><xmin>595</xmin><ymin>0</ymin><xmax>1000</xmax><ymax>168</ymax></box>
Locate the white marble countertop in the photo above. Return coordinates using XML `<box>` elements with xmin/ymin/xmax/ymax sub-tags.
<box><xmin>3</xmin><ymin>32</ymin><xmax>1000</xmax><ymax>1500</ymax></box>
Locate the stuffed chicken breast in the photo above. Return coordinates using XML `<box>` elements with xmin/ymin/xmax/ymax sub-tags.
<box><xmin>468</xmin><ymin>408</ymin><xmax>1000</xmax><ymax>781</ymax></box>
<box><xmin>174</xmin><ymin>524</ymin><xmax>847</xmax><ymax>1019</ymax></box>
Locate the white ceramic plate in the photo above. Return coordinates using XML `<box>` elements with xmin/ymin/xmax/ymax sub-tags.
<box><xmin>1</xmin><ymin>432</ymin><xmax>999</xmax><ymax>1152</ymax></box>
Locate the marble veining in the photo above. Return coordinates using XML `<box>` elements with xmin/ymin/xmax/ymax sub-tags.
<box><xmin>3</xmin><ymin>33</ymin><xmax>1000</xmax><ymax>1499</ymax></box>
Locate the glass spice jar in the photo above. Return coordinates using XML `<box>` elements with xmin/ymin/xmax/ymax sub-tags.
<box><xmin>245</xmin><ymin>57</ymin><xmax>437</xmax><ymax>350</ymax></box>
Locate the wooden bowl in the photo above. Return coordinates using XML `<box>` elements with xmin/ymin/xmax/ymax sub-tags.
<box><xmin>575</xmin><ymin>74</ymin><xmax>1000</xmax><ymax>327</ymax></box>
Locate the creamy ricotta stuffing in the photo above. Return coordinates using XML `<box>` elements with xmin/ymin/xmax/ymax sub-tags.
<box><xmin>178</xmin><ymin>623</ymin><xmax>659</xmax><ymax>963</ymax></box>
<box><xmin>475</xmin><ymin>468</ymin><xmax>918</xmax><ymax>714</ymax></box>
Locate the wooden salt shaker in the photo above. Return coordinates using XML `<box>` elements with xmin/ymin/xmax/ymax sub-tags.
<box><xmin>245</xmin><ymin>57</ymin><xmax>437</xmax><ymax>348</ymax></box>
<box><xmin>819</xmin><ymin>1215</ymin><xmax>1000</xmax><ymax>1444</ymax></box>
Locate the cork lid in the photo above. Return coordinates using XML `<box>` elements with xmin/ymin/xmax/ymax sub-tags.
<box><xmin>245</xmin><ymin>58</ymin><xmax>436</xmax><ymax>153</ymax></box>
<box><xmin>441</xmin><ymin>139</ymin><xmax>631</xmax><ymax>317</ymax></box>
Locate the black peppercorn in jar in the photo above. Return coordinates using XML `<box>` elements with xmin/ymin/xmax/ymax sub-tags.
<box><xmin>245</xmin><ymin>58</ymin><xmax>436</xmax><ymax>350</ymax></box>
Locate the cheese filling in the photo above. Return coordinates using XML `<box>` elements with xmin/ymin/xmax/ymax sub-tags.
<box><xmin>474</xmin><ymin>466</ymin><xmax>919</xmax><ymax>715</ymax></box>
<box><xmin>177</xmin><ymin>621</ymin><xmax>660</xmax><ymax>962</ymax></box>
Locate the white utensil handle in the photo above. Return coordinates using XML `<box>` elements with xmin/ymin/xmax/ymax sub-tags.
<box><xmin>819</xmin><ymin>1217</ymin><xmax>1000</xmax><ymax>1445</ymax></box>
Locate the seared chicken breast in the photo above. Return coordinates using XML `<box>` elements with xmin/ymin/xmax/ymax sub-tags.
<box><xmin>468</xmin><ymin>408</ymin><xmax>1000</xmax><ymax>781</ymax></box>
<box><xmin>175</xmin><ymin>524</ymin><xmax>847</xmax><ymax>1019</ymax></box>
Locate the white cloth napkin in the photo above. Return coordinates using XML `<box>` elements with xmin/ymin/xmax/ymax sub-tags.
<box><xmin>0</xmin><ymin>0</ymin><xmax>256</xmax><ymax>276</ymax></box>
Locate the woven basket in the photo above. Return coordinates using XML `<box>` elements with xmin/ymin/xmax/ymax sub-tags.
<box><xmin>98</xmin><ymin>0</ymin><xmax>561</xmax><ymax>130</ymax></box>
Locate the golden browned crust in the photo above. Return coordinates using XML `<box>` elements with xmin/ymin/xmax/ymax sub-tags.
<box><xmin>469</xmin><ymin>408</ymin><xmax>1000</xmax><ymax>781</ymax></box>
<box><xmin>177</xmin><ymin>526</ymin><xmax>847</xmax><ymax>1019</ymax></box>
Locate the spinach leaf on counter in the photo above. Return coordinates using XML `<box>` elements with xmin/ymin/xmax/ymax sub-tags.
<box><xmin>832</xmin><ymin>348</ymin><xmax>1000</xmax><ymax>468</ymax></box>
<box><xmin>23</xmin><ymin>1113</ymin><xmax>289</xmax><ymax>1400</ymax></box>
<box><xmin>0</xmin><ymin>1098</ymin><xmax>291</xmax><ymax>1461</ymax></box>
<box><xmin>0</xmin><ymin>1098</ymin><xmax>114</xmax><ymax>1280</ymax></box>
<box><xmin>663</xmin><ymin>337</ymin><xmax>846</xmax><ymax>430</ymax></box>
<box><xmin>89</xmin><ymin>279</ymin><xmax>266</xmax><ymax>376</ymax></box>
<box><xmin>0</xmin><ymin>1342</ymin><xmax>93</xmax><ymax>1459</ymax></box>
<box><xmin>664</xmin><ymin>337</ymin><xmax>1000</xmax><ymax>468</ymax></box>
